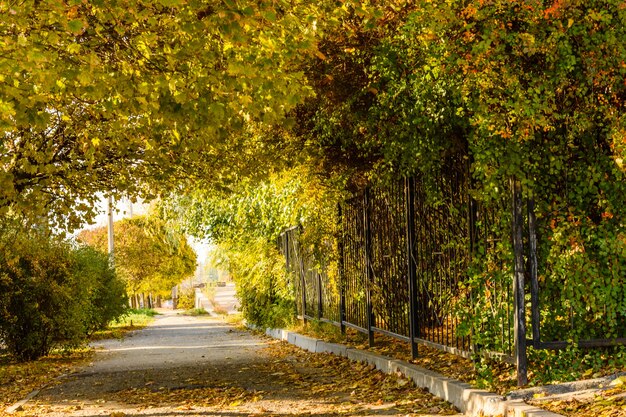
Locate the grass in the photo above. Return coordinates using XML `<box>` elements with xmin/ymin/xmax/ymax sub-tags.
<box><xmin>289</xmin><ymin>320</ymin><xmax>345</xmax><ymax>344</ymax></box>
<box><xmin>225</xmin><ymin>312</ymin><xmax>244</xmax><ymax>326</ymax></box>
<box><xmin>212</xmin><ymin>304</ymin><xmax>229</xmax><ymax>316</ymax></box>
<box><xmin>291</xmin><ymin>319</ymin><xmax>512</xmax><ymax>393</ymax></box>
<box><xmin>90</xmin><ymin>308</ymin><xmax>158</xmax><ymax>341</ymax></box>
<box><xmin>183</xmin><ymin>308</ymin><xmax>211</xmax><ymax>316</ymax></box>
<box><xmin>227</xmin><ymin>314</ymin><xmax>249</xmax><ymax>333</ymax></box>
<box><xmin>290</xmin><ymin>320</ymin><xmax>626</xmax><ymax>417</ymax></box>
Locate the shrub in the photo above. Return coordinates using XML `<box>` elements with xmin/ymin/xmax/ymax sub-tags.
<box><xmin>185</xmin><ymin>308</ymin><xmax>210</xmax><ymax>316</ymax></box>
<box><xmin>0</xmin><ymin>222</ymin><xmax>128</xmax><ymax>360</ymax></box>
<box><xmin>127</xmin><ymin>308</ymin><xmax>159</xmax><ymax>317</ymax></box>
<box><xmin>176</xmin><ymin>288</ymin><xmax>195</xmax><ymax>310</ymax></box>
<box><xmin>211</xmin><ymin>304</ymin><xmax>228</xmax><ymax>316</ymax></box>
<box><xmin>72</xmin><ymin>246</ymin><xmax>128</xmax><ymax>335</ymax></box>
<box><xmin>230</xmin><ymin>239</ymin><xmax>295</xmax><ymax>328</ymax></box>
<box><xmin>0</xmin><ymin>228</ymin><xmax>80</xmax><ymax>360</ymax></box>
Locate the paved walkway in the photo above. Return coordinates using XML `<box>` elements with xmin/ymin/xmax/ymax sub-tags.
<box><xmin>212</xmin><ymin>283</ymin><xmax>238</xmax><ymax>314</ymax></box>
<box><xmin>20</xmin><ymin>312</ymin><xmax>460</xmax><ymax>417</ymax></box>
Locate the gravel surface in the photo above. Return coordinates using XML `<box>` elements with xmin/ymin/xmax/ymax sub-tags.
<box><xmin>17</xmin><ymin>311</ymin><xmax>460</xmax><ymax>417</ymax></box>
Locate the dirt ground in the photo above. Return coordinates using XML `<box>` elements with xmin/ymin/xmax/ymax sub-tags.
<box><xmin>12</xmin><ymin>312</ymin><xmax>460</xmax><ymax>417</ymax></box>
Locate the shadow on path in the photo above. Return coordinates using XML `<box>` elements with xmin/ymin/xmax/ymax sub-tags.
<box><xmin>20</xmin><ymin>313</ymin><xmax>460</xmax><ymax>417</ymax></box>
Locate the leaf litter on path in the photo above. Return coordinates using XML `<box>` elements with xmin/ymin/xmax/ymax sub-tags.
<box><xmin>0</xmin><ymin>350</ymin><xmax>93</xmax><ymax>413</ymax></box>
<box><xmin>14</xmin><ymin>338</ymin><xmax>459</xmax><ymax>416</ymax></box>
<box><xmin>529</xmin><ymin>385</ymin><xmax>626</xmax><ymax>417</ymax></box>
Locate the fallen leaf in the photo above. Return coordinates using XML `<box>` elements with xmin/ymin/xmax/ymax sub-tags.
<box><xmin>611</xmin><ymin>376</ymin><xmax>626</xmax><ymax>387</ymax></box>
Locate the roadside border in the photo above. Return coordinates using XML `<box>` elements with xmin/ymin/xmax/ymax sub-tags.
<box><xmin>262</xmin><ymin>327</ymin><xmax>564</xmax><ymax>417</ymax></box>
<box><xmin>5</xmin><ymin>388</ymin><xmax>41</xmax><ymax>414</ymax></box>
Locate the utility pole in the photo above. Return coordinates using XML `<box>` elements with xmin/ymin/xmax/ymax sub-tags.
<box><xmin>107</xmin><ymin>195</ymin><xmax>114</xmax><ymax>259</ymax></box>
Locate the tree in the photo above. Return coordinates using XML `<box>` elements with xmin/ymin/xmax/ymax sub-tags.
<box><xmin>160</xmin><ymin>0</ymin><xmax>626</xmax><ymax>344</ymax></box>
<box><xmin>287</xmin><ymin>0</ymin><xmax>626</xmax><ymax>347</ymax></box>
<box><xmin>0</xmin><ymin>0</ymin><xmax>327</xmax><ymax>229</ymax></box>
<box><xmin>78</xmin><ymin>215</ymin><xmax>196</xmax><ymax>300</ymax></box>
<box><xmin>160</xmin><ymin>168</ymin><xmax>340</xmax><ymax>326</ymax></box>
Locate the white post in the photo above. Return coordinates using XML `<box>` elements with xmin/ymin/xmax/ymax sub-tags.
<box><xmin>107</xmin><ymin>195</ymin><xmax>114</xmax><ymax>257</ymax></box>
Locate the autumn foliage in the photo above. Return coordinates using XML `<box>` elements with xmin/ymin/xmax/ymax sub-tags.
<box><xmin>78</xmin><ymin>215</ymin><xmax>196</xmax><ymax>300</ymax></box>
<box><xmin>2</xmin><ymin>0</ymin><xmax>626</xmax><ymax>381</ymax></box>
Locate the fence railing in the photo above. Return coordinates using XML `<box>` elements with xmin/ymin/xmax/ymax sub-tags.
<box><xmin>280</xmin><ymin>172</ymin><xmax>626</xmax><ymax>386</ymax></box>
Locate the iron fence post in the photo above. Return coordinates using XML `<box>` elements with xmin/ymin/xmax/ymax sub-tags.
<box><xmin>364</xmin><ymin>187</ymin><xmax>375</xmax><ymax>346</ymax></box>
<box><xmin>465</xmin><ymin>154</ymin><xmax>478</xmax><ymax>354</ymax></box>
<box><xmin>317</xmin><ymin>272</ymin><xmax>323</xmax><ymax>320</ymax></box>
<box><xmin>405</xmin><ymin>177</ymin><xmax>419</xmax><ymax>359</ymax></box>
<box><xmin>282</xmin><ymin>232</ymin><xmax>288</xmax><ymax>269</ymax></box>
<box><xmin>528</xmin><ymin>196</ymin><xmax>540</xmax><ymax>347</ymax></box>
<box><xmin>285</xmin><ymin>232</ymin><xmax>300</xmax><ymax>320</ymax></box>
<box><xmin>511</xmin><ymin>177</ymin><xmax>528</xmax><ymax>386</ymax></box>
<box><xmin>298</xmin><ymin>238</ymin><xmax>307</xmax><ymax>325</ymax></box>
<box><xmin>338</xmin><ymin>203</ymin><xmax>347</xmax><ymax>334</ymax></box>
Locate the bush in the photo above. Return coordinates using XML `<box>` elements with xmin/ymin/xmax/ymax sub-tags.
<box><xmin>184</xmin><ymin>308</ymin><xmax>210</xmax><ymax>316</ymax></box>
<box><xmin>176</xmin><ymin>288</ymin><xmax>195</xmax><ymax>310</ymax></box>
<box><xmin>230</xmin><ymin>239</ymin><xmax>295</xmax><ymax>328</ymax></box>
<box><xmin>0</xmin><ymin>223</ymin><xmax>128</xmax><ymax>360</ymax></box>
<box><xmin>0</xmin><ymin>229</ymin><xmax>79</xmax><ymax>360</ymax></box>
<box><xmin>72</xmin><ymin>246</ymin><xmax>128</xmax><ymax>335</ymax></box>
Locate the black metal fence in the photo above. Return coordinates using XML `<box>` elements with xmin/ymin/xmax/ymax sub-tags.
<box><xmin>281</xmin><ymin>226</ymin><xmax>341</xmax><ymax>324</ymax></box>
<box><xmin>280</xmin><ymin>170</ymin><xmax>626</xmax><ymax>385</ymax></box>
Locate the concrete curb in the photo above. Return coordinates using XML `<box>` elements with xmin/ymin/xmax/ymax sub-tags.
<box><xmin>5</xmin><ymin>389</ymin><xmax>41</xmax><ymax>414</ymax></box>
<box><xmin>3</xmin><ymin>371</ymin><xmax>73</xmax><ymax>415</ymax></box>
<box><xmin>263</xmin><ymin>327</ymin><xmax>564</xmax><ymax>417</ymax></box>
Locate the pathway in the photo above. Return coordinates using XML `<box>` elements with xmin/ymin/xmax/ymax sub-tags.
<box><xmin>19</xmin><ymin>311</ymin><xmax>461</xmax><ymax>417</ymax></box>
<box><xmin>213</xmin><ymin>283</ymin><xmax>238</xmax><ymax>314</ymax></box>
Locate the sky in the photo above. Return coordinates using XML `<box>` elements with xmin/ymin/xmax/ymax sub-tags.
<box><xmin>86</xmin><ymin>194</ymin><xmax>147</xmax><ymax>230</ymax></box>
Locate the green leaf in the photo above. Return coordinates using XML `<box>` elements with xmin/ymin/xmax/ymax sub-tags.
<box><xmin>159</xmin><ymin>0</ymin><xmax>183</xmax><ymax>6</ymax></box>
<box><xmin>67</xmin><ymin>19</ymin><xmax>84</xmax><ymax>33</ymax></box>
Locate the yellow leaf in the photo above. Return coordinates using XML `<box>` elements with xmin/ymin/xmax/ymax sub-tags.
<box><xmin>610</xmin><ymin>376</ymin><xmax>626</xmax><ymax>387</ymax></box>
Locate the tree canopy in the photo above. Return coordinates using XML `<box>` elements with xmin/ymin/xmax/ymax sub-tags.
<box><xmin>0</xmin><ymin>0</ymin><xmax>326</xmax><ymax>229</ymax></box>
<box><xmin>155</xmin><ymin>0</ymin><xmax>626</xmax><ymax>342</ymax></box>
<box><xmin>3</xmin><ymin>1</ymin><xmax>626</xmax><ymax>225</ymax></box>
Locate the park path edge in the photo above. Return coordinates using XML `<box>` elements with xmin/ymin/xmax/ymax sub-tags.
<box><xmin>259</xmin><ymin>326</ymin><xmax>563</xmax><ymax>417</ymax></box>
